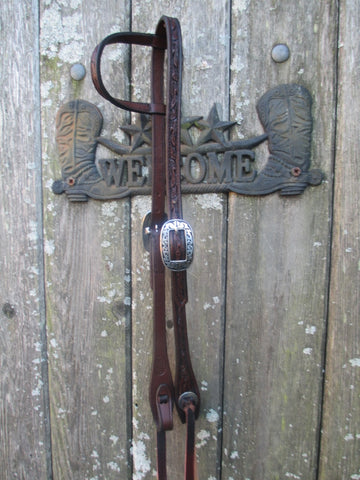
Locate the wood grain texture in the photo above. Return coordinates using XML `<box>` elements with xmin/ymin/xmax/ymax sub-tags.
<box><xmin>222</xmin><ymin>1</ymin><xmax>337</xmax><ymax>479</ymax></box>
<box><xmin>40</xmin><ymin>1</ymin><xmax>132</xmax><ymax>478</ymax></box>
<box><xmin>130</xmin><ymin>2</ymin><xmax>230</xmax><ymax>479</ymax></box>
<box><xmin>0</xmin><ymin>1</ymin><xmax>50</xmax><ymax>478</ymax></box>
<box><xmin>318</xmin><ymin>1</ymin><xmax>360</xmax><ymax>478</ymax></box>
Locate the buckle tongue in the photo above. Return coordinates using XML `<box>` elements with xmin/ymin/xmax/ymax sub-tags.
<box><xmin>160</xmin><ymin>219</ymin><xmax>194</xmax><ymax>271</ymax></box>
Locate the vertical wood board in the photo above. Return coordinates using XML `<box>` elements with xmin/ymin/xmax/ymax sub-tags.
<box><xmin>130</xmin><ymin>2</ymin><xmax>230</xmax><ymax>479</ymax></box>
<box><xmin>223</xmin><ymin>1</ymin><xmax>337</xmax><ymax>478</ymax></box>
<box><xmin>0</xmin><ymin>1</ymin><xmax>49</xmax><ymax>479</ymax></box>
<box><xmin>40</xmin><ymin>1</ymin><xmax>132</xmax><ymax>478</ymax></box>
<box><xmin>319</xmin><ymin>1</ymin><xmax>360</xmax><ymax>478</ymax></box>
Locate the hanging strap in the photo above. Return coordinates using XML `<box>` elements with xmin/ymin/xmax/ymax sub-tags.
<box><xmin>91</xmin><ymin>15</ymin><xmax>199</xmax><ymax>480</ymax></box>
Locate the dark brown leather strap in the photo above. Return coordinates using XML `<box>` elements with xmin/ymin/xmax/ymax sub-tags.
<box><xmin>91</xmin><ymin>15</ymin><xmax>199</xmax><ymax>480</ymax></box>
<box><xmin>157</xmin><ymin>431</ymin><xmax>168</xmax><ymax>480</ymax></box>
<box><xmin>184</xmin><ymin>404</ymin><xmax>197</xmax><ymax>480</ymax></box>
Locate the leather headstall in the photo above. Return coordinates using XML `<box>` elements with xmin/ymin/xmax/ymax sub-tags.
<box><xmin>91</xmin><ymin>16</ymin><xmax>200</xmax><ymax>480</ymax></box>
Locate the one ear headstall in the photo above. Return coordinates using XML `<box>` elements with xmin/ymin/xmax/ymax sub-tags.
<box><xmin>97</xmin><ymin>16</ymin><xmax>199</xmax><ymax>480</ymax></box>
<box><xmin>51</xmin><ymin>15</ymin><xmax>324</xmax><ymax>480</ymax></box>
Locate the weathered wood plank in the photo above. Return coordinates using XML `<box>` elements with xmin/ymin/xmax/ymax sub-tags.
<box><xmin>0</xmin><ymin>1</ymin><xmax>50</xmax><ymax>478</ymax></box>
<box><xmin>130</xmin><ymin>2</ymin><xmax>230</xmax><ymax>479</ymax></box>
<box><xmin>222</xmin><ymin>1</ymin><xmax>337</xmax><ymax>478</ymax></box>
<box><xmin>40</xmin><ymin>1</ymin><xmax>132</xmax><ymax>478</ymax></box>
<box><xmin>318</xmin><ymin>1</ymin><xmax>360</xmax><ymax>478</ymax></box>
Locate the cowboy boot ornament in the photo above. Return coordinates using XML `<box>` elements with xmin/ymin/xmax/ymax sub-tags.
<box><xmin>53</xmin><ymin>99</ymin><xmax>128</xmax><ymax>201</ymax></box>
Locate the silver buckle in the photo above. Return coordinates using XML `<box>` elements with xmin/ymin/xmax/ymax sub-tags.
<box><xmin>160</xmin><ymin>219</ymin><xmax>194</xmax><ymax>271</ymax></box>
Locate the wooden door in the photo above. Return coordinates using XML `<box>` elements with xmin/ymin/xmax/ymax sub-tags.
<box><xmin>1</xmin><ymin>1</ymin><xmax>359</xmax><ymax>479</ymax></box>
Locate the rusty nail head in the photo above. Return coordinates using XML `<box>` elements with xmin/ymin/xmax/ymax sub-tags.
<box><xmin>291</xmin><ymin>167</ymin><xmax>301</xmax><ymax>177</ymax></box>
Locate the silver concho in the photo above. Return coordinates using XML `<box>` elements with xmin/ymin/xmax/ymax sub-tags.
<box><xmin>160</xmin><ymin>219</ymin><xmax>194</xmax><ymax>271</ymax></box>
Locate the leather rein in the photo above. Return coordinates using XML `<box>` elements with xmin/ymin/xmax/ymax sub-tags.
<box><xmin>91</xmin><ymin>16</ymin><xmax>200</xmax><ymax>480</ymax></box>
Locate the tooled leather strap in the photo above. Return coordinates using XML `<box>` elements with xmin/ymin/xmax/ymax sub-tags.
<box><xmin>154</xmin><ymin>17</ymin><xmax>200</xmax><ymax>480</ymax></box>
<box><xmin>91</xmin><ymin>16</ymin><xmax>199</xmax><ymax>480</ymax></box>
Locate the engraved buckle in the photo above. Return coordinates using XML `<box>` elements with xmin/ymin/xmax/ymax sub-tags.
<box><xmin>160</xmin><ymin>219</ymin><xmax>194</xmax><ymax>271</ymax></box>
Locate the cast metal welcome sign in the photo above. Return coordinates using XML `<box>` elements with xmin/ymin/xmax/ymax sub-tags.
<box><xmin>53</xmin><ymin>83</ymin><xmax>323</xmax><ymax>202</ymax></box>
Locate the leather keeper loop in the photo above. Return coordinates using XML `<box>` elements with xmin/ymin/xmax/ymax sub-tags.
<box><xmin>156</xmin><ymin>384</ymin><xmax>174</xmax><ymax>432</ymax></box>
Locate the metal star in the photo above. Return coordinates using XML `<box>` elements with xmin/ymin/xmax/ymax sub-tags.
<box><xmin>181</xmin><ymin>116</ymin><xmax>203</xmax><ymax>146</ymax></box>
<box><xmin>195</xmin><ymin>104</ymin><xmax>236</xmax><ymax>147</ymax></box>
<box><xmin>121</xmin><ymin>114</ymin><xmax>152</xmax><ymax>152</ymax></box>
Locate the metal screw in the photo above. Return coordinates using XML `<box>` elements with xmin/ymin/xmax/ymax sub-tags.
<box><xmin>271</xmin><ymin>44</ymin><xmax>290</xmax><ymax>63</ymax></box>
<box><xmin>70</xmin><ymin>63</ymin><xmax>86</xmax><ymax>81</ymax></box>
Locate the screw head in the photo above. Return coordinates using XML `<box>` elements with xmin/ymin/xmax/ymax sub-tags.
<box><xmin>70</xmin><ymin>63</ymin><xmax>86</xmax><ymax>81</ymax></box>
<box><xmin>271</xmin><ymin>44</ymin><xmax>290</xmax><ymax>63</ymax></box>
